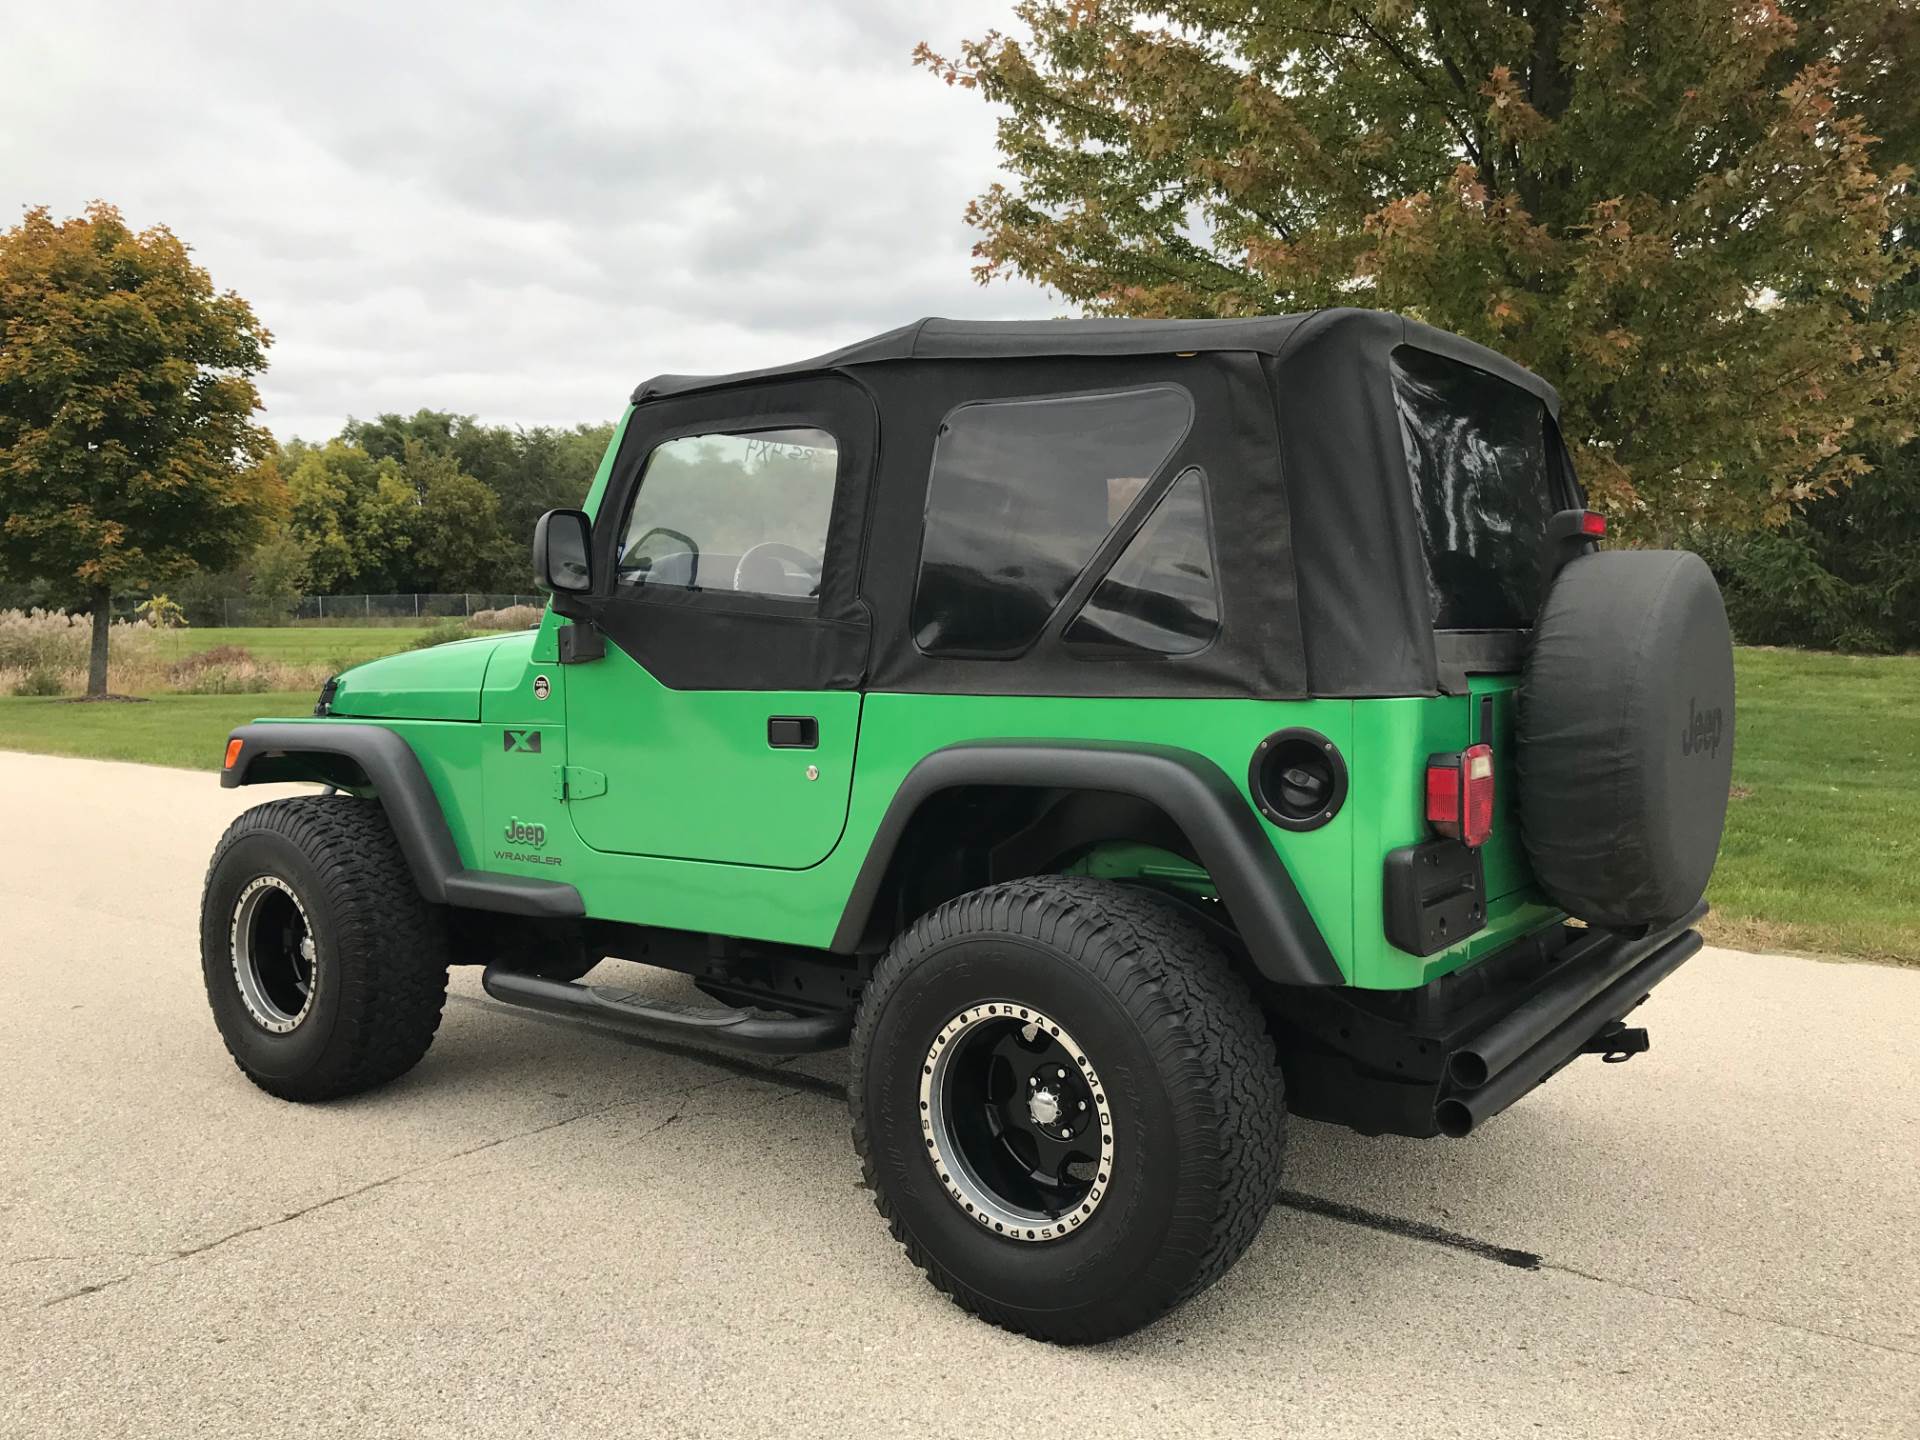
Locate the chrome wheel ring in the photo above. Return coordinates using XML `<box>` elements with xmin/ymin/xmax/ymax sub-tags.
<box><xmin>230</xmin><ymin>875</ymin><xmax>318</xmax><ymax>1034</ymax></box>
<box><xmin>920</xmin><ymin>1003</ymin><xmax>1115</xmax><ymax>1242</ymax></box>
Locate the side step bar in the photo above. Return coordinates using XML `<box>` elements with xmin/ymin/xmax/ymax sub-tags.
<box><xmin>480</xmin><ymin>967</ymin><xmax>852</xmax><ymax>1055</ymax></box>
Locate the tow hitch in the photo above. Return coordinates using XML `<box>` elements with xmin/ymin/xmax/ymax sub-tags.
<box><xmin>1581</xmin><ymin>1021</ymin><xmax>1651</xmax><ymax>1064</ymax></box>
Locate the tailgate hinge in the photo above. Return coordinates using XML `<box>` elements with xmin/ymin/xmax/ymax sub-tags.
<box><xmin>553</xmin><ymin>765</ymin><xmax>608</xmax><ymax>802</ymax></box>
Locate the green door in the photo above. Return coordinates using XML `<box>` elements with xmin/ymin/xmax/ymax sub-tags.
<box><xmin>561</xmin><ymin>378</ymin><xmax>875</xmax><ymax>869</ymax></box>
<box><xmin>564</xmin><ymin>648</ymin><xmax>861</xmax><ymax>868</ymax></box>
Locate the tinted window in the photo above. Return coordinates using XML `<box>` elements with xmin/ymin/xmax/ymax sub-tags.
<box><xmin>912</xmin><ymin>387</ymin><xmax>1192</xmax><ymax>655</ymax></box>
<box><xmin>1065</xmin><ymin>469</ymin><xmax>1220</xmax><ymax>655</ymax></box>
<box><xmin>617</xmin><ymin>427</ymin><xmax>836</xmax><ymax>600</ymax></box>
<box><xmin>1391</xmin><ymin>347</ymin><xmax>1569</xmax><ymax>629</ymax></box>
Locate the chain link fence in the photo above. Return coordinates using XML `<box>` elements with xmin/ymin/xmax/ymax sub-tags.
<box><xmin>170</xmin><ymin>593</ymin><xmax>544</xmax><ymax>628</ymax></box>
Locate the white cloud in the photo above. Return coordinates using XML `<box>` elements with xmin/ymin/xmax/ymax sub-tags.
<box><xmin>0</xmin><ymin>0</ymin><xmax>1056</xmax><ymax>438</ymax></box>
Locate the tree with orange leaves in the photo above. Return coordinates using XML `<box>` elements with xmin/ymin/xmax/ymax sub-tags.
<box><xmin>919</xmin><ymin>1</ymin><xmax>1917</xmax><ymax>539</ymax></box>
<box><xmin>0</xmin><ymin>203</ymin><xmax>278</xmax><ymax>695</ymax></box>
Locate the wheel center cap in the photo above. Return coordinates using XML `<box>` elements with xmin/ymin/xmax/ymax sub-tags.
<box><xmin>1028</xmin><ymin>1087</ymin><xmax>1062</xmax><ymax>1127</ymax></box>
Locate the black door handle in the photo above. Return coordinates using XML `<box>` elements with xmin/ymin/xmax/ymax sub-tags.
<box><xmin>767</xmin><ymin>716</ymin><xmax>819</xmax><ymax>749</ymax></box>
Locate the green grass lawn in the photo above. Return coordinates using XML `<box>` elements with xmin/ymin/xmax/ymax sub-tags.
<box><xmin>0</xmin><ymin>691</ymin><xmax>314</xmax><ymax>770</ymax></box>
<box><xmin>143</xmin><ymin>625</ymin><xmax>433</xmax><ymax>666</ymax></box>
<box><xmin>1701</xmin><ymin>647</ymin><xmax>1920</xmax><ymax>964</ymax></box>
<box><xmin>0</xmin><ymin>638</ymin><xmax>1913</xmax><ymax>963</ymax></box>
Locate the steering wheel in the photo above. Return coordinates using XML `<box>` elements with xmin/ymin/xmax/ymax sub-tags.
<box><xmin>733</xmin><ymin>541</ymin><xmax>823</xmax><ymax>597</ymax></box>
<box><xmin>625</xmin><ymin>525</ymin><xmax>699</xmax><ymax>586</ymax></box>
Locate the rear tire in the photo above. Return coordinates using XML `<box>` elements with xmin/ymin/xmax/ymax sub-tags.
<box><xmin>200</xmin><ymin>796</ymin><xmax>449</xmax><ymax>1101</ymax></box>
<box><xmin>850</xmin><ymin>876</ymin><xmax>1285</xmax><ymax>1343</ymax></box>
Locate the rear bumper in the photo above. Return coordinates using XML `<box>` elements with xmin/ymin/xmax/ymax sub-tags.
<box><xmin>1279</xmin><ymin>905</ymin><xmax>1706</xmax><ymax>1138</ymax></box>
<box><xmin>1434</xmin><ymin>909</ymin><xmax>1703</xmax><ymax>1135</ymax></box>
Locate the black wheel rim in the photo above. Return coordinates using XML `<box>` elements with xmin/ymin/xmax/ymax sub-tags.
<box><xmin>920</xmin><ymin>1003</ymin><xmax>1114</xmax><ymax>1242</ymax></box>
<box><xmin>230</xmin><ymin>875</ymin><xmax>317</xmax><ymax>1033</ymax></box>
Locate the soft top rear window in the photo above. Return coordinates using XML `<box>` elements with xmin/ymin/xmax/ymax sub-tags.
<box><xmin>1390</xmin><ymin>346</ymin><xmax>1572</xmax><ymax>630</ymax></box>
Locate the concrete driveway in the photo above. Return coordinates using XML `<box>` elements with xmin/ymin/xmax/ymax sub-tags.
<box><xmin>2</xmin><ymin>749</ymin><xmax>1915</xmax><ymax>1439</ymax></box>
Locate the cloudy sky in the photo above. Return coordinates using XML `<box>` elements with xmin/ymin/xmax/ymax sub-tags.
<box><xmin>1</xmin><ymin>1</ymin><xmax>1058</xmax><ymax>439</ymax></box>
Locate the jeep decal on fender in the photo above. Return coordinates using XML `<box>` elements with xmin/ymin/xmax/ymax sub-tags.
<box><xmin>494</xmin><ymin>815</ymin><xmax>562</xmax><ymax>867</ymax></box>
<box><xmin>503</xmin><ymin>816</ymin><xmax>547</xmax><ymax>847</ymax></box>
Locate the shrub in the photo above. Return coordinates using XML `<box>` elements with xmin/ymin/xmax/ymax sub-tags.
<box><xmin>168</xmin><ymin>645</ymin><xmax>256</xmax><ymax>676</ymax></box>
<box><xmin>170</xmin><ymin>660</ymin><xmax>275</xmax><ymax>694</ymax></box>
<box><xmin>1691</xmin><ymin>448</ymin><xmax>1920</xmax><ymax>656</ymax></box>
<box><xmin>8</xmin><ymin>663</ymin><xmax>70</xmax><ymax>697</ymax></box>
<box><xmin>468</xmin><ymin>604</ymin><xmax>544</xmax><ymax>630</ymax></box>
<box><xmin>167</xmin><ymin>657</ymin><xmax>334</xmax><ymax>694</ymax></box>
<box><xmin>136</xmin><ymin>595</ymin><xmax>187</xmax><ymax>629</ymax></box>
<box><xmin>1694</xmin><ymin>520</ymin><xmax>1916</xmax><ymax>655</ymax></box>
<box><xmin>407</xmin><ymin>620</ymin><xmax>472</xmax><ymax>650</ymax></box>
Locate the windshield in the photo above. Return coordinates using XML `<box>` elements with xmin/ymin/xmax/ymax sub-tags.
<box><xmin>1390</xmin><ymin>346</ymin><xmax>1575</xmax><ymax>630</ymax></box>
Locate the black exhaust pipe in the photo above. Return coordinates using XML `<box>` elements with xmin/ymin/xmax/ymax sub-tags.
<box><xmin>1434</xmin><ymin>925</ymin><xmax>1702</xmax><ymax>1137</ymax></box>
<box><xmin>1446</xmin><ymin>902</ymin><xmax>1707</xmax><ymax>1090</ymax></box>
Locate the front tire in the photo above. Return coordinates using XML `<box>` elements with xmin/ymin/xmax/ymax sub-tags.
<box><xmin>850</xmin><ymin>877</ymin><xmax>1286</xmax><ymax>1343</ymax></box>
<box><xmin>200</xmin><ymin>796</ymin><xmax>449</xmax><ymax>1101</ymax></box>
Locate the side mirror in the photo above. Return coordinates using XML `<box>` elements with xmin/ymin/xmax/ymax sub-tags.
<box><xmin>533</xmin><ymin>509</ymin><xmax>594</xmax><ymax>595</ymax></box>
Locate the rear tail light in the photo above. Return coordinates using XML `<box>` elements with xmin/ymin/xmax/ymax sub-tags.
<box><xmin>1426</xmin><ymin>743</ymin><xmax>1495</xmax><ymax>848</ymax></box>
<box><xmin>223</xmin><ymin>738</ymin><xmax>244</xmax><ymax>770</ymax></box>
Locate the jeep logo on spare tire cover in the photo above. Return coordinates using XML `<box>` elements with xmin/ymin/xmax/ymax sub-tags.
<box><xmin>1680</xmin><ymin>698</ymin><xmax>1724</xmax><ymax>758</ymax></box>
<box><xmin>1516</xmin><ymin>549</ymin><xmax>1736</xmax><ymax>931</ymax></box>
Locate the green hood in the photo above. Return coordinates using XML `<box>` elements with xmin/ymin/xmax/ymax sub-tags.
<box><xmin>328</xmin><ymin>632</ymin><xmax>523</xmax><ymax>722</ymax></box>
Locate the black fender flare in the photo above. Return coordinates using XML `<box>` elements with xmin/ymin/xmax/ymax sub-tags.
<box><xmin>830</xmin><ymin>740</ymin><xmax>1344</xmax><ymax>986</ymax></box>
<box><xmin>221</xmin><ymin>722</ymin><xmax>583</xmax><ymax>919</ymax></box>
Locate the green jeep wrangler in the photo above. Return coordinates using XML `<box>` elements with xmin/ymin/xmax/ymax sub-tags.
<box><xmin>204</xmin><ymin>310</ymin><xmax>1736</xmax><ymax>1343</ymax></box>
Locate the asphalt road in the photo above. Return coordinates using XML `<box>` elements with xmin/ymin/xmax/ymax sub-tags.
<box><xmin>2</xmin><ymin>749</ymin><xmax>1916</xmax><ymax>1439</ymax></box>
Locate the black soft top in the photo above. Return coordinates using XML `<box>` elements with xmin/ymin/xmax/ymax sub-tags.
<box><xmin>609</xmin><ymin>309</ymin><xmax>1570</xmax><ymax>700</ymax></box>
<box><xmin>634</xmin><ymin>309</ymin><xmax>1558</xmax><ymax>417</ymax></box>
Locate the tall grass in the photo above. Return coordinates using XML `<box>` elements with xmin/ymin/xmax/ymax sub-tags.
<box><xmin>0</xmin><ymin>607</ymin><xmax>544</xmax><ymax>697</ymax></box>
<box><xmin>0</xmin><ymin>609</ymin><xmax>331</xmax><ymax>697</ymax></box>
<box><xmin>0</xmin><ymin>609</ymin><xmax>161</xmax><ymax>670</ymax></box>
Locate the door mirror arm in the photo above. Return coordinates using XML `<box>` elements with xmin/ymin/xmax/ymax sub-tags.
<box><xmin>557</xmin><ymin>622</ymin><xmax>605</xmax><ymax>664</ymax></box>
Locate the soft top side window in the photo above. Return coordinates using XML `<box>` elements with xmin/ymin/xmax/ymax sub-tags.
<box><xmin>617</xmin><ymin>427</ymin><xmax>837</xmax><ymax>601</ymax></box>
<box><xmin>911</xmin><ymin>386</ymin><xmax>1193</xmax><ymax>656</ymax></box>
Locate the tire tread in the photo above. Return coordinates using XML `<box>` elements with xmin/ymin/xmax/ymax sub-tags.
<box><xmin>201</xmin><ymin>795</ymin><xmax>448</xmax><ymax>1101</ymax></box>
<box><xmin>850</xmin><ymin>875</ymin><xmax>1285</xmax><ymax>1343</ymax></box>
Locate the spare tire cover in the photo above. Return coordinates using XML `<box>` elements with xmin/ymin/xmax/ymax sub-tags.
<box><xmin>1517</xmin><ymin>550</ymin><xmax>1735</xmax><ymax>929</ymax></box>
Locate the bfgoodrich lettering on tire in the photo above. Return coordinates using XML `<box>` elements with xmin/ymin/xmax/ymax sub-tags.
<box><xmin>850</xmin><ymin>876</ymin><xmax>1286</xmax><ymax>1343</ymax></box>
<box><xmin>200</xmin><ymin>795</ymin><xmax>449</xmax><ymax>1102</ymax></box>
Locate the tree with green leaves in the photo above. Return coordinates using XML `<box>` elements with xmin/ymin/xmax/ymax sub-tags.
<box><xmin>0</xmin><ymin>202</ymin><xmax>279</xmax><ymax>693</ymax></box>
<box><xmin>282</xmin><ymin>439</ymin><xmax>417</xmax><ymax>592</ymax></box>
<box><xmin>397</xmin><ymin>439</ymin><xmax>517</xmax><ymax>592</ymax></box>
<box><xmin>345</xmin><ymin>408</ymin><xmax>614</xmax><ymax>571</ymax></box>
<box><xmin>919</xmin><ymin>1</ymin><xmax>1917</xmax><ymax>538</ymax></box>
<box><xmin>246</xmin><ymin>532</ymin><xmax>313</xmax><ymax>625</ymax></box>
<box><xmin>1701</xmin><ymin>247</ymin><xmax>1920</xmax><ymax>650</ymax></box>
